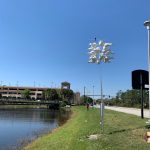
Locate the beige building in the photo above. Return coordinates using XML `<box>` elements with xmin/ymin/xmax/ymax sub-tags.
<box><xmin>73</xmin><ymin>92</ymin><xmax>81</xmax><ymax>105</ymax></box>
<box><xmin>0</xmin><ymin>86</ymin><xmax>48</xmax><ymax>100</ymax></box>
<box><xmin>0</xmin><ymin>83</ymin><xmax>81</xmax><ymax>104</ymax></box>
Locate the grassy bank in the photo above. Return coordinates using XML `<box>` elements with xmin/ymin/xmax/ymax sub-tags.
<box><xmin>24</xmin><ymin>106</ymin><xmax>150</xmax><ymax>150</ymax></box>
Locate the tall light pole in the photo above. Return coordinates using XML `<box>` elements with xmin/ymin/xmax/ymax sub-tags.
<box><xmin>16</xmin><ymin>81</ymin><xmax>19</xmax><ymax>87</ymax></box>
<box><xmin>1</xmin><ymin>81</ymin><xmax>3</xmax><ymax>93</ymax></box>
<box><xmin>93</xmin><ymin>85</ymin><xmax>94</xmax><ymax>106</ymax></box>
<box><xmin>51</xmin><ymin>82</ymin><xmax>53</xmax><ymax>88</ymax></box>
<box><xmin>16</xmin><ymin>81</ymin><xmax>19</xmax><ymax>99</ymax></box>
<box><xmin>144</xmin><ymin>21</ymin><xmax>150</xmax><ymax>118</ymax></box>
<box><xmin>34</xmin><ymin>81</ymin><xmax>35</xmax><ymax>87</ymax></box>
<box><xmin>84</xmin><ymin>86</ymin><xmax>86</xmax><ymax>103</ymax></box>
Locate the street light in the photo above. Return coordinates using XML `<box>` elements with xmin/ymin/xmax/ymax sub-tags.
<box><xmin>93</xmin><ymin>85</ymin><xmax>94</xmax><ymax>106</ymax></box>
<box><xmin>34</xmin><ymin>81</ymin><xmax>36</xmax><ymax>87</ymax></box>
<box><xmin>88</xmin><ymin>38</ymin><xmax>114</xmax><ymax>131</ymax></box>
<box><xmin>51</xmin><ymin>82</ymin><xmax>53</xmax><ymax>88</ymax></box>
<box><xmin>144</xmin><ymin>21</ymin><xmax>150</xmax><ymax>119</ymax></box>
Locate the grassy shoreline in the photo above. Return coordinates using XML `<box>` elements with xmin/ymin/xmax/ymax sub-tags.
<box><xmin>24</xmin><ymin>106</ymin><xmax>150</xmax><ymax>150</ymax></box>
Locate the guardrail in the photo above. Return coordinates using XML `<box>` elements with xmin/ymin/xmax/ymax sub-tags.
<box><xmin>0</xmin><ymin>99</ymin><xmax>59</xmax><ymax>105</ymax></box>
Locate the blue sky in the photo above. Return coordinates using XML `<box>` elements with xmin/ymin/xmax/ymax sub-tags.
<box><xmin>0</xmin><ymin>0</ymin><xmax>149</xmax><ymax>97</ymax></box>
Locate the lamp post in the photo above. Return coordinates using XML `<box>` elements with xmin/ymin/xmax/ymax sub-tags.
<box><xmin>34</xmin><ymin>81</ymin><xmax>35</xmax><ymax>87</ymax></box>
<box><xmin>144</xmin><ymin>21</ymin><xmax>150</xmax><ymax>119</ymax></box>
<box><xmin>93</xmin><ymin>85</ymin><xmax>94</xmax><ymax>106</ymax></box>
<box><xmin>51</xmin><ymin>82</ymin><xmax>53</xmax><ymax>88</ymax></box>
<box><xmin>84</xmin><ymin>86</ymin><xmax>86</xmax><ymax>103</ymax></box>
<box><xmin>88</xmin><ymin>38</ymin><xmax>113</xmax><ymax>131</ymax></box>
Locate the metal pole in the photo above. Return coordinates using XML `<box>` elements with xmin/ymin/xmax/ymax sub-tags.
<box><xmin>140</xmin><ymin>73</ymin><xmax>144</xmax><ymax>118</ymax></box>
<box><xmin>100</xmin><ymin>80</ymin><xmax>104</xmax><ymax>132</ymax></box>
<box><xmin>93</xmin><ymin>85</ymin><xmax>94</xmax><ymax>106</ymax></box>
<box><xmin>141</xmin><ymin>88</ymin><xmax>144</xmax><ymax>118</ymax></box>
<box><xmin>101</xmin><ymin>80</ymin><xmax>103</xmax><ymax>103</ymax></box>
<box><xmin>144</xmin><ymin>21</ymin><xmax>150</xmax><ymax>119</ymax></box>
<box><xmin>148</xmin><ymin>27</ymin><xmax>150</xmax><ymax>118</ymax></box>
<box><xmin>88</xmin><ymin>38</ymin><xmax>113</xmax><ymax>132</ymax></box>
<box><xmin>84</xmin><ymin>86</ymin><xmax>86</xmax><ymax>103</ymax></box>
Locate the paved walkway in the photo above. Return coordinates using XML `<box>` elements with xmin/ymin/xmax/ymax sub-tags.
<box><xmin>95</xmin><ymin>105</ymin><xmax>150</xmax><ymax>118</ymax></box>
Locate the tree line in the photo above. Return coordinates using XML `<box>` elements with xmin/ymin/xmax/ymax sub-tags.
<box><xmin>80</xmin><ymin>89</ymin><xmax>149</xmax><ymax>108</ymax></box>
<box><xmin>80</xmin><ymin>95</ymin><xmax>93</xmax><ymax>104</ymax></box>
<box><xmin>104</xmin><ymin>89</ymin><xmax>149</xmax><ymax>108</ymax></box>
<box><xmin>18</xmin><ymin>88</ymin><xmax>74</xmax><ymax>104</ymax></box>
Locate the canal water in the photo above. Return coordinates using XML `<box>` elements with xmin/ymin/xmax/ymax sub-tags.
<box><xmin>0</xmin><ymin>105</ymin><xmax>71</xmax><ymax>150</ymax></box>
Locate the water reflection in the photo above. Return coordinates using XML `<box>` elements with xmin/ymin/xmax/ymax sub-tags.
<box><xmin>0</xmin><ymin>106</ymin><xmax>71</xmax><ymax>150</ymax></box>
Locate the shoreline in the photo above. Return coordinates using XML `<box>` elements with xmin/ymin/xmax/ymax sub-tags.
<box><xmin>23</xmin><ymin>107</ymin><xmax>73</xmax><ymax>150</ymax></box>
<box><xmin>23</xmin><ymin>106</ymin><xmax>150</xmax><ymax>150</ymax></box>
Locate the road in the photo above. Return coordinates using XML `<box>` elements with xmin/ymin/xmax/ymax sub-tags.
<box><xmin>95</xmin><ymin>105</ymin><xmax>150</xmax><ymax>118</ymax></box>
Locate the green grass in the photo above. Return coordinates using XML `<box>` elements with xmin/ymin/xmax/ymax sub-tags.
<box><xmin>24</xmin><ymin>106</ymin><xmax>150</xmax><ymax>150</ymax></box>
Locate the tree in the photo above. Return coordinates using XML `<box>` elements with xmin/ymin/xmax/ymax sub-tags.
<box><xmin>43</xmin><ymin>89</ymin><xmax>59</xmax><ymax>101</ymax></box>
<box><xmin>60</xmin><ymin>89</ymin><xmax>74</xmax><ymax>102</ymax></box>
<box><xmin>21</xmin><ymin>89</ymin><xmax>30</xmax><ymax>99</ymax></box>
<box><xmin>80</xmin><ymin>95</ymin><xmax>93</xmax><ymax>104</ymax></box>
<box><xmin>116</xmin><ymin>90</ymin><xmax>122</xmax><ymax>100</ymax></box>
<box><xmin>110</xmin><ymin>89</ymin><xmax>149</xmax><ymax>108</ymax></box>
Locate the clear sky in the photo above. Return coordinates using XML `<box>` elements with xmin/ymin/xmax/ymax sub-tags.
<box><xmin>0</xmin><ymin>0</ymin><xmax>149</xmax><ymax>97</ymax></box>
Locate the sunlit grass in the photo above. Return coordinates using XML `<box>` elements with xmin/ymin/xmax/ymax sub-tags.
<box><xmin>24</xmin><ymin>106</ymin><xmax>150</xmax><ymax>150</ymax></box>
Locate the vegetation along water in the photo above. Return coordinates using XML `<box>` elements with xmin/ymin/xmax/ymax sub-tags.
<box><xmin>25</xmin><ymin>106</ymin><xmax>150</xmax><ymax>150</ymax></box>
<box><xmin>0</xmin><ymin>105</ymin><xmax>71</xmax><ymax>150</ymax></box>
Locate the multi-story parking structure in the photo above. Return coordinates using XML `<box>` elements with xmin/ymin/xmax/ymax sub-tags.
<box><xmin>0</xmin><ymin>86</ymin><xmax>49</xmax><ymax>100</ymax></box>
<box><xmin>0</xmin><ymin>82</ymin><xmax>81</xmax><ymax>104</ymax></box>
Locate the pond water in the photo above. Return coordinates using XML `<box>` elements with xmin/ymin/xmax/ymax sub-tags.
<box><xmin>0</xmin><ymin>106</ymin><xmax>70</xmax><ymax>150</ymax></box>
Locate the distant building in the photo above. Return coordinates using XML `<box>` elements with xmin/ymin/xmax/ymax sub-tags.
<box><xmin>0</xmin><ymin>86</ymin><xmax>49</xmax><ymax>100</ymax></box>
<box><xmin>61</xmin><ymin>82</ymin><xmax>70</xmax><ymax>89</ymax></box>
<box><xmin>73</xmin><ymin>92</ymin><xmax>81</xmax><ymax>105</ymax></box>
<box><xmin>0</xmin><ymin>82</ymin><xmax>80</xmax><ymax>103</ymax></box>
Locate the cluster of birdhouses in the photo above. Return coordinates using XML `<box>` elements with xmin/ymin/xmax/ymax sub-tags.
<box><xmin>88</xmin><ymin>39</ymin><xmax>113</xmax><ymax>64</ymax></box>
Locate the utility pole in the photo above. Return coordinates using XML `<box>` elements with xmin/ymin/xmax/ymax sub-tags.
<box><xmin>84</xmin><ymin>86</ymin><xmax>86</xmax><ymax>103</ymax></box>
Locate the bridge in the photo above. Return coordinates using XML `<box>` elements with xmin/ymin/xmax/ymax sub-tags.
<box><xmin>0</xmin><ymin>99</ymin><xmax>60</xmax><ymax>109</ymax></box>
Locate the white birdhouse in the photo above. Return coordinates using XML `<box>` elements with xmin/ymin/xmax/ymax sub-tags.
<box><xmin>88</xmin><ymin>39</ymin><xmax>114</xmax><ymax>64</ymax></box>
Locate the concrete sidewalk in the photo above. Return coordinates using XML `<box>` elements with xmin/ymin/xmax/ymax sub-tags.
<box><xmin>95</xmin><ymin>105</ymin><xmax>150</xmax><ymax>118</ymax></box>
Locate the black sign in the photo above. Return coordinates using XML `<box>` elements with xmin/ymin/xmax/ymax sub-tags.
<box><xmin>132</xmin><ymin>70</ymin><xmax>149</xmax><ymax>90</ymax></box>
